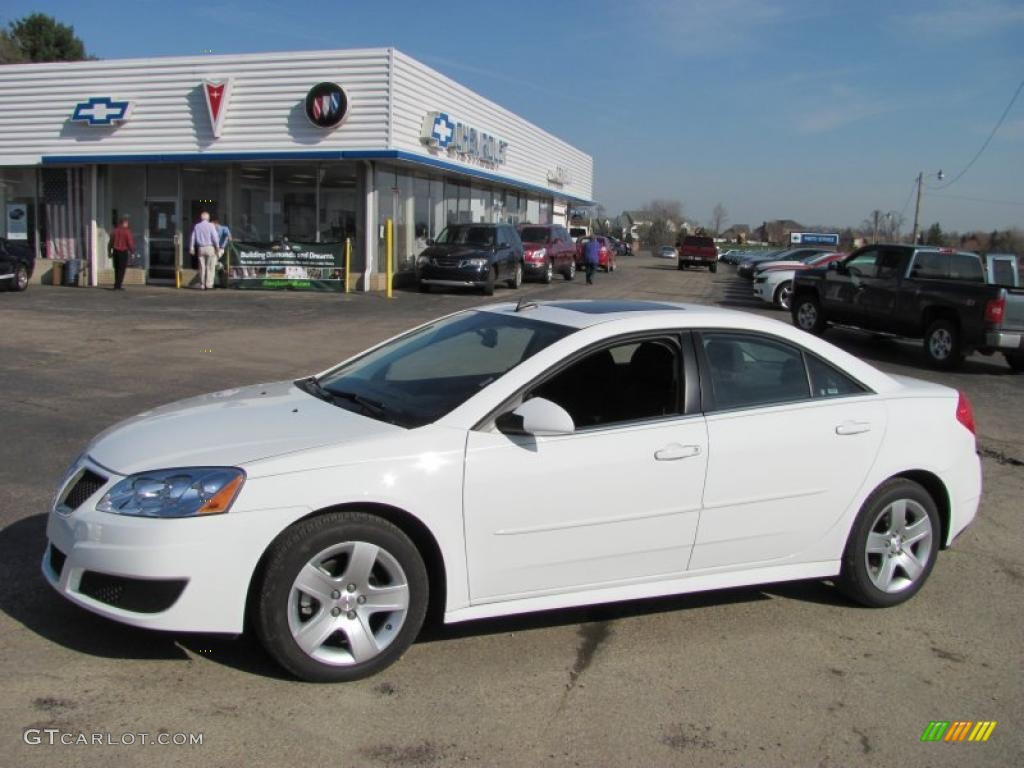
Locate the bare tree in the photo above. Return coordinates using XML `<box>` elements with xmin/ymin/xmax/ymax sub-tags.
<box><xmin>646</xmin><ymin>199</ymin><xmax>685</xmax><ymax>223</ymax></box>
<box><xmin>709</xmin><ymin>203</ymin><xmax>728</xmax><ymax>235</ymax></box>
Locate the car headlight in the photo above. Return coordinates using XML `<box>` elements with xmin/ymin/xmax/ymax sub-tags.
<box><xmin>416</xmin><ymin>255</ymin><xmax>430</xmax><ymax>267</ymax></box>
<box><xmin>533</xmin><ymin>248</ymin><xmax>547</xmax><ymax>260</ymax></box>
<box><xmin>460</xmin><ymin>258</ymin><xmax>488</xmax><ymax>268</ymax></box>
<box><xmin>96</xmin><ymin>467</ymin><xmax>246</xmax><ymax>518</ymax></box>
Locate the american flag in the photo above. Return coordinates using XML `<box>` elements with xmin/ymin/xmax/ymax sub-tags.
<box><xmin>43</xmin><ymin>168</ymin><xmax>86</xmax><ymax>260</ymax></box>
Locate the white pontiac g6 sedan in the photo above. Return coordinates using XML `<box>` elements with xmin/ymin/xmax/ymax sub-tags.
<box><xmin>43</xmin><ymin>300</ymin><xmax>981</xmax><ymax>681</ymax></box>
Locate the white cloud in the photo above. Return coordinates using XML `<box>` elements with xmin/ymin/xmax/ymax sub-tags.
<box><xmin>898</xmin><ymin>0</ymin><xmax>1024</xmax><ymax>40</ymax></box>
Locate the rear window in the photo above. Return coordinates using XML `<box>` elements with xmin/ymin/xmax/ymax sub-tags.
<box><xmin>519</xmin><ymin>227</ymin><xmax>550</xmax><ymax>243</ymax></box>
<box><xmin>910</xmin><ymin>251</ymin><xmax>984</xmax><ymax>282</ymax></box>
<box><xmin>569</xmin><ymin>228</ymin><xmax>587</xmax><ymax>239</ymax></box>
<box><xmin>683</xmin><ymin>236</ymin><xmax>715</xmax><ymax>248</ymax></box>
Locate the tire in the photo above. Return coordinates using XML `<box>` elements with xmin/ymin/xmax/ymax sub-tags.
<box><xmin>11</xmin><ymin>264</ymin><xmax>29</xmax><ymax>292</ymax></box>
<box><xmin>1006</xmin><ymin>352</ymin><xmax>1024</xmax><ymax>373</ymax></box>
<box><xmin>792</xmin><ymin>294</ymin><xmax>826</xmax><ymax>335</ymax></box>
<box><xmin>837</xmin><ymin>479</ymin><xmax>940</xmax><ymax>608</ymax></box>
<box><xmin>253</xmin><ymin>511</ymin><xmax>428</xmax><ymax>683</ymax></box>
<box><xmin>774</xmin><ymin>280</ymin><xmax>793</xmax><ymax>310</ymax></box>
<box><xmin>563</xmin><ymin>261</ymin><xmax>576</xmax><ymax>281</ymax></box>
<box><xmin>709</xmin><ymin>263</ymin><xmax>717</xmax><ymax>274</ymax></box>
<box><xmin>417</xmin><ymin>281</ymin><xmax>430</xmax><ymax>294</ymax></box>
<box><xmin>542</xmin><ymin>259</ymin><xmax>553</xmax><ymax>284</ymax></box>
<box><xmin>482</xmin><ymin>267</ymin><xmax>495</xmax><ymax>296</ymax></box>
<box><xmin>506</xmin><ymin>262</ymin><xmax>522</xmax><ymax>289</ymax></box>
<box><xmin>923</xmin><ymin>318</ymin><xmax>963</xmax><ymax>369</ymax></box>
<box><xmin>609</xmin><ymin>259</ymin><xmax>616</xmax><ymax>273</ymax></box>
<box><xmin>677</xmin><ymin>263</ymin><xmax>685</xmax><ymax>271</ymax></box>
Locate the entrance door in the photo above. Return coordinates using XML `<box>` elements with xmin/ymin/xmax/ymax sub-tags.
<box><xmin>146</xmin><ymin>199</ymin><xmax>178</xmax><ymax>281</ymax></box>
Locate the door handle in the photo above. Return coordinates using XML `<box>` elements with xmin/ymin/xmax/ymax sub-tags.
<box><xmin>654</xmin><ymin>443</ymin><xmax>702</xmax><ymax>461</ymax></box>
<box><xmin>835</xmin><ymin>421</ymin><xmax>871</xmax><ymax>436</ymax></box>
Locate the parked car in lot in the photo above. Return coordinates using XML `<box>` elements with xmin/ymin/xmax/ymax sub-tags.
<box><xmin>655</xmin><ymin>245</ymin><xmax>677</xmax><ymax>259</ymax></box>
<box><xmin>44</xmin><ymin>300</ymin><xmax>980</xmax><ymax>682</ymax></box>
<box><xmin>792</xmin><ymin>244</ymin><xmax>1024</xmax><ymax>370</ymax></box>
<box><xmin>416</xmin><ymin>223</ymin><xmax>523</xmax><ymax>295</ymax></box>
<box><xmin>517</xmin><ymin>224</ymin><xmax>577</xmax><ymax>283</ymax></box>
<box><xmin>575</xmin><ymin>235</ymin><xmax>616</xmax><ymax>272</ymax></box>
<box><xmin>0</xmin><ymin>237</ymin><xmax>34</xmax><ymax>292</ymax></box>
<box><xmin>738</xmin><ymin>248</ymin><xmax>830</xmax><ymax>279</ymax></box>
<box><xmin>753</xmin><ymin>252</ymin><xmax>846</xmax><ymax>310</ymax></box>
<box><xmin>676</xmin><ymin>235</ymin><xmax>718</xmax><ymax>272</ymax></box>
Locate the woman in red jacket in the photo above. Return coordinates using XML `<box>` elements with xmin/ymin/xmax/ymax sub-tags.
<box><xmin>108</xmin><ymin>217</ymin><xmax>136</xmax><ymax>290</ymax></box>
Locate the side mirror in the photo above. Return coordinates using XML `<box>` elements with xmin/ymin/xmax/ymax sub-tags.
<box><xmin>498</xmin><ymin>242</ymin><xmax>509</xmax><ymax>250</ymax></box>
<box><xmin>496</xmin><ymin>397</ymin><xmax>575</xmax><ymax>437</ymax></box>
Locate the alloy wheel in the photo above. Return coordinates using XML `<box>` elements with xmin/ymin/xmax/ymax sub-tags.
<box><xmin>928</xmin><ymin>328</ymin><xmax>953</xmax><ymax>360</ymax></box>
<box><xmin>287</xmin><ymin>540</ymin><xmax>410</xmax><ymax>666</ymax></box>
<box><xmin>797</xmin><ymin>301</ymin><xmax>818</xmax><ymax>330</ymax></box>
<box><xmin>864</xmin><ymin>499</ymin><xmax>933</xmax><ymax>593</ymax></box>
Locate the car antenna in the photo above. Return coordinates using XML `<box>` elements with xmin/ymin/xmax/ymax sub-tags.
<box><xmin>515</xmin><ymin>297</ymin><xmax>539</xmax><ymax>312</ymax></box>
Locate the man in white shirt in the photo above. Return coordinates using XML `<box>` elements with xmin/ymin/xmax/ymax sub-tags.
<box><xmin>189</xmin><ymin>211</ymin><xmax>220</xmax><ymax>290</ymax></box>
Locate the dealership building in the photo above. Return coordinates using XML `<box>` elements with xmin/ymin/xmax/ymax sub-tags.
<box><xmin>0</xmin><ymin>48</ymin><xmax>594</xmax><ymax>289</ymax></box>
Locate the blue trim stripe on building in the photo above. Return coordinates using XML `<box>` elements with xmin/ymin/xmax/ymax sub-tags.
<box><xmin>40</xmin><ymin>149</ymin><xmax>596</xmax><ymax>206</ymax></box>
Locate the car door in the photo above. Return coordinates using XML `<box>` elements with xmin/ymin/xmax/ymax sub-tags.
<box><xmin>690</xmin><ymin>331</ymin><xmax>885</xmax><ymax>570</ymax></box>
<box><xmin>463</xmin><ymin>334</ymin><xmax>708</xmax><ymax>602</ymax></box>
<box><xmin>855</xmin><ymin>247</ymin><xmax>906</xmax><ymax>331</ymax></box>
<box><xmin>0</xmin><ymin>240</ymin><xmax>11</xmax><ymax>277</ymax></box>
<box><xmin>822</xmin><ymin>248</ymin><xmax>881</xmax><ymax>325</ymax></box>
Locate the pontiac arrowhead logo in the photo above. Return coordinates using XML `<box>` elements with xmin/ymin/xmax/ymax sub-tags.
<box><xmin>203</xmin><ymin>78</ymin><xmax>232</xmax><ymax>138</ymax></box>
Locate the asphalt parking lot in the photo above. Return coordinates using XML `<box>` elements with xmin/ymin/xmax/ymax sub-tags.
<box><xmin>1</xmin><ymin>253</ymin><xmax>1021</xmax><ymax>767</ymax></box>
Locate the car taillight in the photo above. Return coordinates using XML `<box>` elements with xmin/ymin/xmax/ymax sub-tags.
<box><xmin>984</xmin><ymin>296</ymin><xmax>1005</xmax><ymax>324</ymax></box>
<box><xmin>955</xmin><ymin>391</ymin><xmax>976</xmax><ymax>435</ymax></box>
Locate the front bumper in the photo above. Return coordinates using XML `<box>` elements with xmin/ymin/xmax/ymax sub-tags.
<box><xmin>42</xmin><ymin>457</ymin><xmax>309</xmax><ymax>633</ymax></box>
<box><xmin>417</xmin><ymin>263</ymin><xmax>489</xmax><ymax>287</ymax></box>
<box><xmin>752</xmin><ymin>279</ymin><xmax>774</xmax><ymax>303</ymax></box>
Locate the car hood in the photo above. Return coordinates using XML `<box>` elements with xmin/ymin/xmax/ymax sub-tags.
<box><xmin>421</xmin><ymin>243</ymin><xmax>491</xmax><ymax>259</ymax></box>
<box><xmin>86</xmin><ymin>380</ymin><xmax>399</xmax><ymax>475</ymax></box>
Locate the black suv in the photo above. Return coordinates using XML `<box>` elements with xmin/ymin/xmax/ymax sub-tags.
<box><xmin>416</xmin><ymin>224</ymin><xmax>524</xmax><ymax>295</ymax></box>
<box><xmin>0</xmin><ymin>237</ymin><xmax>34</xmax><ymax>292</ymax></box>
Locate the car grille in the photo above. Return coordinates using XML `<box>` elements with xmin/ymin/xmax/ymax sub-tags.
<box><xmin>61</xmin><ymin>469</ymin><xmax>106</xmax><ymax>512</ymax></box>
<box><xmin>78</xmin><ymin>571</ymin><xmax>187</xmax><ymax>614</ymax></box>
<box><xmin>431</xmin><ymin>255</ymin><xmax>461</xmax><ymax>267</ymax></box>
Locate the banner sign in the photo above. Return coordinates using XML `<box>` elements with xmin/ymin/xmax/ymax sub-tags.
<box><xmin>6</xmin><ymin>203</ymin><xmax>28</xmax><ymax>240</ymax></box>
<box><xmin>226</xmin><ymin>241</ymin><xmax>345</xmax><ymax>291</ymax></box>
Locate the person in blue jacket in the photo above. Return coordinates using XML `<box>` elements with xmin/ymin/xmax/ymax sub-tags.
<box><xmin>583</xmin><ymin>237</ymin><xmax>600</xmax><ymax>285</ymax></box>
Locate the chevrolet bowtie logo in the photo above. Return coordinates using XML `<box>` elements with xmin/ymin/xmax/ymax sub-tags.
<box><xmin>71</xmin><ymin>97</ymin><xmax>132</xmax><ymax>125</ymax></box>
<box><xmin>431</xmin><ymin>113</ymin><xmax>456</xmax><ymax>148</ymax></box>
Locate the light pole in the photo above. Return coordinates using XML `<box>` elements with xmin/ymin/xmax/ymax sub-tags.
<box><xmin>910</xmin><ymin>170</ymin><xmax>944</xmax><ymax>245</ymax></box>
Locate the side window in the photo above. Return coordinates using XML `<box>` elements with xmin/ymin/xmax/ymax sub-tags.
<box><xmin>806</xmin><ymin>355</ymin><xmax>866</xmax><ymax>398</ymax></box>
<box><xmin>909</xmin><ymin>251</ymin><xmax>945</xmax><ymax>279</ymax></box>
<box><xmin>530</xmin><ymin>337</ymin><xmax>681</xmax><ymax>429</ymax></box>
<box><xmin>701</xmin><ymin>333</ymin><xmax>810</xmax><ymax>411</ymax></box>
<box><xmin>875</xmin><ymin>250</ymin><xmax>903</xmax><ymax>280</ymax></box>
<box><xmin>948</xmin><ymin>253</ymin><xmax>984</xmax><ymax>282</ymax></box>
<box><xmin>845</xmin><ymin>249</ymin><xmax>880</xmax><ymax>278</ymax></box>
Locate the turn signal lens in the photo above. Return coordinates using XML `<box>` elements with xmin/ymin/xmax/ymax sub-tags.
<box><xmin>955</xmin><ymin>391</ymin><xmax>976</xmax><ymax>435</ymax></box>
<box><xmin>198</xmin><ymin>473</ymin><xmax>245</xmax><ymax>514</ymax></box>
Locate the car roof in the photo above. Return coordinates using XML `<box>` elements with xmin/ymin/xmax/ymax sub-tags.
<box><xmin>479</xmin><ymin>299</ymin><xmax>738</xmax><ymax>330</ymax></box>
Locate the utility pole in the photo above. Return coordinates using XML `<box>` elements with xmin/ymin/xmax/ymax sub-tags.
<box><xmin>910</xmin><ymin>172</ymin><xmax>923</xmax><ymax>245</ymax></box>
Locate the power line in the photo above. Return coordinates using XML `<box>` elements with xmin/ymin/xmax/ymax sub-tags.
<box><xmin>931</xmin><ymin>78</ymin><xmax>1024</xmax><ymax>190</ymax></box>
<box><xmin>897</xmin><ymin>179</ymin><xmax>917</xmax><ymax>220</ymax></box>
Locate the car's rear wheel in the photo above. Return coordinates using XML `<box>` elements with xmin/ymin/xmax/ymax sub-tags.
<box><xmin>254</xmin><ymin>511</ymin><xmax>428</xmax><ymax>682</ymax></box>
<box><xmin>923</xmin><ymin>318</ymin><xmax>963</xmax><ymax>369</ymax></box>
<box><xmin>1006</xmin><ymin>352</ymin><xmax>1024</xmax><ymax>373</ymax></box>
<box><xmin>792</xmin><ymin>294</ymin><xmax>826</xmax><ymax>334</ymax></box>
<box><xmin>837</xmin><ymin>479</ymin><xmax>939</xmax><ymax>608</ymax></box>
<box><xmin>774</xmin><ymin>281</ymin><xmax>793</xmax><ymax>310</ymax></box>
<box><xmin>507</xmin><ymin>262</ymin><xmax>522</xmax><ymax>289</ymax></box>
<box><xmin>10</xmin><ymin>264</ymin><xmax>29</xmax><ymax>292</ymax></box>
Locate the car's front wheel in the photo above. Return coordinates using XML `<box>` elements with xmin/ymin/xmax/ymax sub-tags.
<box><xmin>1006</xmin><ymin>352</ymin><xmax>1024</xmax><ymax>373</ymax></box>
<box><xmin>507</xmin><ymin>262</ymin><xmax>523</xmax><ymax>289</ymax></box>
<box><xmin>542</xmin><ymin>259</ymin><xmax>553</xmax><ymax>284</ymax></box>
<box><xmin>254</xmin><ymin>511</ymin><xmax>428</xmax><ymax>682</ymax></box>
<box><xmin>482</xmin><ymin>267</ymin><xmax>496</xmax><ymax>296</ymax></box>
<box><xmin>10</xmin><ymin>264</ymin><xmax>29</xmax><ymax>292</ymax></box>
<box><xmin>774</xmin><ymin>281</ymin><xmax>793</xmax><ymax>310</ymax></box>
<box><xmin>563</xmin><ymin>260</ymin><xmax>576</xmax><ymax>281</ymax></box>
<box><xmin>837</xmin><ymin>479</ymin><xmax>939</xmax><ymax>608</ymax></box>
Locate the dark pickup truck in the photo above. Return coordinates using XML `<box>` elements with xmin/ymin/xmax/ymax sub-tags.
<box><xmin>791</xmin><ymin>244</ymin><xmax>1024</xmax><ymax>370</ymax></box>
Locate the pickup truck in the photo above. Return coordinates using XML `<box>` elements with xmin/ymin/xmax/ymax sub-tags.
<box><xmin>790</xmin><ymin>244</ymin><xmax>1024</xmax><ymax>371</ymax></box>
<box><xmin>677</xmin><ymin>235</ymin><xmax>718</xmax><ymax>272</ymax></box>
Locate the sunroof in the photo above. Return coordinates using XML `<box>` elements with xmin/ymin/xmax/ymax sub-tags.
<box><xmin>546</xmin><ymin>300</ymin><xmax>684</xmax><ymax>314</ymax></box>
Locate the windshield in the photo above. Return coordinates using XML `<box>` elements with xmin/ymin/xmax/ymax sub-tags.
<box><xmin>434</xmin><ymin>226</ymin><xmax>497</xmax><ymax>246</ymax></box>
<box><xmin>519</xmin><ymin>227</ymin><xmax>550</xmax><ymax>243</ymax></box>
<box><xmin>311</xmin><ymin>311</ymin><xmax>575</xmax><ymax>428</ymax></box>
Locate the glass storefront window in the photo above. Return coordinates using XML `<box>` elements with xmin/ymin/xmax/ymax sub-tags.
<box><xmin>182</xmin><ymin>165</ymin><xmax>226</xmax><ymax>233</ymax></box>
<box><xmin>470</xmin><ymin>184</ymin><xmax>487</xmax><ymax>224</ymax></box>
<box><xmin>109</xmin><ymin>165</ymin><xmax>145</xmax><ymax>269</ymax></box>
<box><xmin>235</xmin><ymin>165</ymin><xmax>270</xmax><ymax>241</ymax></box>
<box><xmin>275</xmin><ymin>164</ymin><xmax>317</xmax><ymax>242</ymax></box>
<box><xmin>320</xmin><ymin>164</ymin><xmax>357</xmax><ymax>243</ymax></box>
<box><xmin>539</xmin><ymin>198</ymin><xmax>552</xmax><ymax>225</ymax></box>
<box><xmin>1</xmin><ymin>167</ymin><xmax>39</xmax><ymax>253</ymax></box>
<box><xmin>527</xmin><ymin>195</ymin><xmax>540</xmax><ymax>224</ymax></box>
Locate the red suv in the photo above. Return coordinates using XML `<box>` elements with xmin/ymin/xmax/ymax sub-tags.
<box><xmin>575</xmin><ymin>236</ymin><xmax>617</xmax><ymax>272</ymax></box>
<box><xmin>517</xmin><ymin>224</ymin><xmax>578</xmax><ymax>282</ymax></box>
<box><xmin>677</xmin><ymin>235</ymin><xmax>718</xmax><ymax>272</ymax></box>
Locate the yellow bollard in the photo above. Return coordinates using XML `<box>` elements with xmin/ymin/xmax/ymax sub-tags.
<box><xmin>385</xmin><ymin>218</ymin><xmax>393</xmax><ymax>299</ymax></box>
<box><xmin>344</xmin><ymin>238</ymin><xmax>351</xmax><ymax>294</ymax></box>
<box><xmin>175</xmin><ymin>269</ymin><xmax>181</xmax><ymax>289</ymax></box>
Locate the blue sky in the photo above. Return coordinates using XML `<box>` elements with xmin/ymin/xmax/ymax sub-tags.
<box><xmin>5</xmin><ymin>0</ymin><xmax>1023</xmax><ymax>232</ymax></box>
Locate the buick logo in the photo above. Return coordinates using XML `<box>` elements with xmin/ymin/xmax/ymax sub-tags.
<box><xmin>304</xmin><ymin>82</ymin><xmax>348</xmax><ymax>128</ymax></box>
